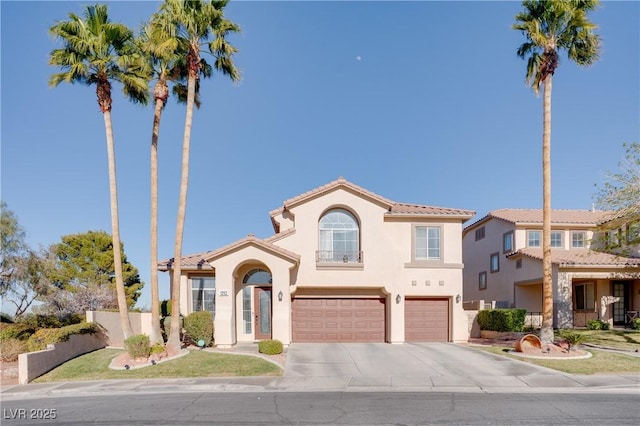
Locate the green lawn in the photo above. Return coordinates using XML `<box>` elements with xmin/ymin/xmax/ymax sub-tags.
<box><xmin>562</xmin><ymin>329</ymin><xmax>640</xmax><ymax>351</ymax></box>
<box><xmin>33</xmin><ymin>348</ymin><xmax>282</xmax><ymax>383</ymax></box>
<box><xmin>478</xmin><ymin>346</ymin><xmax>640</xmax><ymax>375</ymax></box>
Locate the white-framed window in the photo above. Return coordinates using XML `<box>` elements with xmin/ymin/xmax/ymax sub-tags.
<box><xmin>551</xmin><ymin>231</ymin><xmax>563</xmax><ymax>248</ymax></box>
<box><xmin>503</xmin><ymin>231</ymin><xmax>514</xmax><ymax>253</ymax></box>
<box><xmin>571</xmin><ymin>231</ymin><xmax>586</xmax><ymax>248</ymax></box>
<box><xmin>415</xmin><ymin>226</ymin><xmax>441</xmax><ymax>260</ymax></box>
<box><xmin>527</xmin><ymin>230</ymin><xmax>541</xmax><ymax>247</ymax></box>
<box><xmin>490</xmin><ymin>252</ymin><xmax>499</xmax><ymax>273</ymax></box>
<box><xmin>318</xmin><ymin>208</ymin><xmax>360</xmax><ymax>262</ymax></box>
<box><xmin>479</xmin><ymin>271</ymin><xmax>487</xmax><ymax>290</ymax></box>
<box><xmin>191</xmin><ymin>277</ymin><xmax>215</xmax><ymax>313</ymax></box>
<box><xmin>574</xmin><ymin>282</ymin><xmax>595</xmax><ymax>311</ymax></box>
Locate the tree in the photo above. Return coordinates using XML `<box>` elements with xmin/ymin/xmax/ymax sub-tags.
<box><xmin>154</xmin><ymin>0</ymin><xmax>240</xmax><ymax>353</ymax></box>
<box><xmin>1</xmin><ymin>203</ymin><xmax>55</xmax><ymax>317</ymax></box>
<box><xmin>595</xmin><ymin>142</ymin><xmax>640</xmax><ymax>253</ymax></box>
<box><xmin>514</xmin><ymin>0</ymin><xmax>600</xmax><ymax>343</ymax></box>
<box><xmin>49</xmin><ymin>230</ymin><xmax>143</xmax><ymax>308</ymax></box>
<box><xmin>49</xmin><ymin>4</ymin><xmax>150</xmax><ymax>339</ymax></box>
<box><xmin>138</xmin><ymin>15</ymin><xmax>213</xmax><ymax>345</ymax></box>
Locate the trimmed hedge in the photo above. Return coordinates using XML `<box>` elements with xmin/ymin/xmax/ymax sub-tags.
<box><xmin>477</xmin><ymin>309</ymin><xmax>526</xmax><ymax>332</ymax></box>
<box><xmin>183</xmin><ymin>311</ymin><xmax>214</xmax><ymax>347</ymax></box>
<box><xmin>26</xmin><ymin>322</ymin><xmax>97</xmax><ymax>352</ymax></box>
<box><xmin>258</xmin><ymin>339</ymin><xmax>283</xmax><ymax>355</ymax></box>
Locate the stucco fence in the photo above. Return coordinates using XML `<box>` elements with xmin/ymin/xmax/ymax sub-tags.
<box><xmin>86</xmin><ymin>311</ymin><xmax>153</xmax><ymax>347</ymax></box>
<box><xmin>18</xmin><ymin>332</ymin><xmax>106</xmax><ymax>384</ymax></box>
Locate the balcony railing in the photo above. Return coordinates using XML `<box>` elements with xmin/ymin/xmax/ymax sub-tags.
<box><xmin>316</xmin><ymin>250</ymin><xmax>363</xmax><ymax>264</ymax></box>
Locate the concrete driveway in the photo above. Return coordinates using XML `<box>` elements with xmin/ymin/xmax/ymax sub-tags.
<box><xmin>282</xmin><ymin>342</ymin><xmax>579</xmax><ymax>390</ymax></box>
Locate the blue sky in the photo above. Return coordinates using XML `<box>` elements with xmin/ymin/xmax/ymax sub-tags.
<box><xmin>1</xmin><ymin>0</ymin><xmax>638</xmax><ymax>311</ymax></box>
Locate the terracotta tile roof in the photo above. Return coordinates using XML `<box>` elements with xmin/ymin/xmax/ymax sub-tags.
<box><xmin>158</xmin><ymin>235</ymin><xmax>300</xmax><ymax>271</ymax></box>
<box><xmin>279</xmin><ymin>177</ymin><xmax>394</xmax><ymax>210</ymax></box>
<box><xmin>465</xmin><ymin>209</ymin><xmax>615</xmax><ymax>233</ymax></box>
<box><xmin>389</xmin><ymin>203</ymin><xmax>475</xmax><ymax>217</ymax></box>
<box><xmin>508</xmin><ymin>248</ymin><xmax>640</xmax><ymax>268</ymax></box>
<box><xmin>489</xmin><ymin>209</ymin><xmax>612</xmax><ymax>224</ymax></box>
<box><xmin>270</xmin><ymin>177</ymin><xmax>474</xmax><ymax>220</ymax></box>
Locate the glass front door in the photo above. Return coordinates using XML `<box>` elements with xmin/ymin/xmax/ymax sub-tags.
<box><xmin>613</xmin><ymin>281</ymin><xmax>629</xmax><ymax>326</ymax></box>
<box><xmin>254</xmin><ymin>287</ymin><xmax>272</xmax><ymax>340</ymax></box>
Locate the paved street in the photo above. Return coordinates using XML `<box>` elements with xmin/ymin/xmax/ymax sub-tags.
<box><xmin>2</xmin><ymin>391</ymin><xmax>640</xmax><ymax>425</ymax></box>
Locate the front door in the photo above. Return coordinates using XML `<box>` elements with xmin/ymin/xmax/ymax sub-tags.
<box><xmin>613</xmin><ymin>281</ymin><xmax>630</xmax><ymax>326</ymax></box>
<box><xmin>254</xmin><ymin>287</ymin><xmax>272</xmax><ymax>340</ymax></box>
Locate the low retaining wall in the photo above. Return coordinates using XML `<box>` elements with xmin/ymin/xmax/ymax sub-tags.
<box><xmin>479</xmin><ymin>330</ymin><xmax>524</xmax><ymax>340</ymax></box>
<box><xmin>18</xmin><ymin>333</ymin><xmax>106</xmax><ymax>384</ymax></box>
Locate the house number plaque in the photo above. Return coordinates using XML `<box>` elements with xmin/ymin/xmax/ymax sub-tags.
<box><xmin>219</xmin><ymin>290</ymin><xmax>229</xmax><ymax>297</ymax></box>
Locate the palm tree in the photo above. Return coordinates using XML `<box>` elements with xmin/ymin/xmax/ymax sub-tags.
<box><xmin>514</xmin><ymin>0</ymin><xmax>600</xmax><ymax>343</ymax></box>
<box><xmin>154</xmin><ymin>0</ymin><xmax>240</xmax><ymax>353</ymax></box>
<box><xmin>49</xmin><ymin>4</ymin><xmax>149</xmax><ymax>340</ymax></box>
<box><xmin>138</xmin><ymin>17</ymin><xmax>212</xmax><ymax>346</ymax></box>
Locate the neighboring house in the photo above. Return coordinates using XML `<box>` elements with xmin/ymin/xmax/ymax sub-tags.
<box><xmin>159</xmin><ymin>177</ymin><xmax>475</xmax><ymax>347</ymax></box>
<box><xmin>462</xmin><ymin>209</ymin><xmax>640</xmax><ymax>329</ymax></box>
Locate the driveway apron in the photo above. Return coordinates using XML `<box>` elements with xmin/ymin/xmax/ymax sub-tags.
<box><xmin>283</xmin><ymin>343</ymin><xmax>566</xmax><ymax>389</ymax></box>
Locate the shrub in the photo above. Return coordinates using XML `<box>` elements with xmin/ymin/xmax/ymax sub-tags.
<box><xmin>124</xmin><ymin>334</ymin><xmax>151</xmax><ymax>358</ymax></box>
<box><xmin>26</xmin><ymin>322</ymin><xmax>96</xmax><ymax>352</ymax></box>
<box><xmin>558</xmin><ymin>329</ymin><xmax>587</xmax><ymax>351</ymax></box>
<box><xmin>477</xmin><ymin>309</ymin><xmax>526</xmax><ymax>332</ymax></box>
<box><xmin>0</xmin><ymin>312</ymin><xmax>14</xmax><ymax>323</ymax></box>
<box><xmin>16</xmin><ymin>313</ymin><xmax>83</xmax><ymax>329</ymax></box>
<box><xmin>0</xmin><ymin>323</ymin><xmax>36</xmax><ymax>341</ymax></box>
<box><xmin>183</xmin><ymin>311</ymin><xmax>214</xmax><ymax>347</ymax></box>
<box><xmin>0</xmin><ymin>338</ymin><xmax>27</xmax><ymax>362</ymax></box>
<box><xmin>586</xmin><ymin>319</ymin><xmax>610</xmax><ymax>330</ymax></box>
<box><xmin>160</xmin><ymin>300</ymin><xmax>171</xmax><ymax>317</ymax></box>
<box><xmin>631</xmin><ymin>318</ymin><xmax>640</xmax><ymax>330</ymax></box>
<box><xmin>258</xmin><ymin>340</ymin><xmax>283</xmax><ymax>355</ymax></box>
<box><xmin>150</xmin><ymin>342</ymin><xmax>166</xmax><ymax>355</ymax></box>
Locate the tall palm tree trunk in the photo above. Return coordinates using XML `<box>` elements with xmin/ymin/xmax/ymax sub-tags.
<box><xmin>541</xmin><ymin>74</ymin><xmax>554</xmax><ymax>344</ymax></box>
<box><xmin>167</xmin><ymin>73</ymin><xmax>197</xmax><ymax>353</ymax></box>
<box><xmin>102</xmin><ymin>109</ymin><xmax>134</xmax><ymax>340</ymax></box>
<box><xmin>149</xmin><ymin>84</ymin><xmax>166</xmax><ymax>345</ymax></box>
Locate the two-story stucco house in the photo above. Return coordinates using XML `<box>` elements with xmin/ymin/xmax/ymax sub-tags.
<box><xmin>462</xmin><ymin>209</ymin><xmax>640</xmax><ymax>329</ymax></box>
<box><xmin>160</xmin><ymin>178</ymin><xmax>475</xmax><ymax>347</ymax></box>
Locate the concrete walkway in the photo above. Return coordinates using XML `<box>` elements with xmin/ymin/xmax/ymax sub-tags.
<box><xmin>2</xmin><ymin>343</ymin><xmax>639</xmax><ymax>400</ymax></box>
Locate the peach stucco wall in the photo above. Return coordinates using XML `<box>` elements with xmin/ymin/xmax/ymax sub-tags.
<box><xmin>176</xmin><ymin>186</ymin><xmax>470</xmax><ymax>346</ymax></box>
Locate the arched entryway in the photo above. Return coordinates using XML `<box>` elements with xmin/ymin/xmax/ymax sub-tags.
<box><xmin>239</xmin><ymin>267</ymin><xmax>273</xmax><ymax>341</ymax></box>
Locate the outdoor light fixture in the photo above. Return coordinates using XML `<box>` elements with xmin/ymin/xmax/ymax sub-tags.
<box><xmin>396</xmin><ymin>294</ymin><xmax>401</xmax><ymax>304</ymax></box>
<box><xmin>124</xmin><ymin>365</ymin><xmax>130</xmax><ymax>370</ymax></box>
<box><xmin>278</xmin><ymin>291</ymin><xmax>283</xmax><ymax>302</ymax></box>
<box><xmin>151</xmin><ymin>360</ymin><xmax>156</xmax><ymax>366</ymax></box>
<box><xmin>456</xmin><ymin>294</ymin><xmax>461</xmax><ymax>304</ymax></box>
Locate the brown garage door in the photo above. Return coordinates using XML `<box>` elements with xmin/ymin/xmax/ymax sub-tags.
<box><xmin>404</xmin><ymin>298</ymin><xmax>449</xmax><ymax>342</ymax></box>
<box><xmin>292</xmin><ymin>298</ymin><xmax>385</xmax><ymax>342</ymax></box>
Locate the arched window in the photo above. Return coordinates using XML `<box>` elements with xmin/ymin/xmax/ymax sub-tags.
<box><xmin>243</xmin><ymin>268</ymin><xmax>272</xmax><ymax>285</ymax></box>
<box><xmin>318</xmin><ymin>208</ymin><xmax>360</xmax><ymax>262</ymax></box>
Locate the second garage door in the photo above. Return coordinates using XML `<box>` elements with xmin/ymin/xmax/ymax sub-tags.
<box><xmin>404</xmin><ymin>298</ymin><xmax>449</xmax><ymax>342</ymax></box>
<box><xmin>292</xmin><ymin>298</ymin><xmax>385</xmax><ymax>342</ymax></box>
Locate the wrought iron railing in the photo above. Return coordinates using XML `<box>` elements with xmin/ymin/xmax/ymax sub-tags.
<box><xmin>524</xmin><ymin>312</ymin><xmax>542</xmax><ymax>328</ymax></box>
<box><xmin>316</xmin><ymin>250</ymin><xmax>363</xmax><ymax>263</ymax></box>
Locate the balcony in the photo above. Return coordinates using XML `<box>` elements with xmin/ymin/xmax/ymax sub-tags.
<box><xmin>316</xmin><ymin>250</ymin><xmax>363</xmax><ymax>264</ymax></box>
